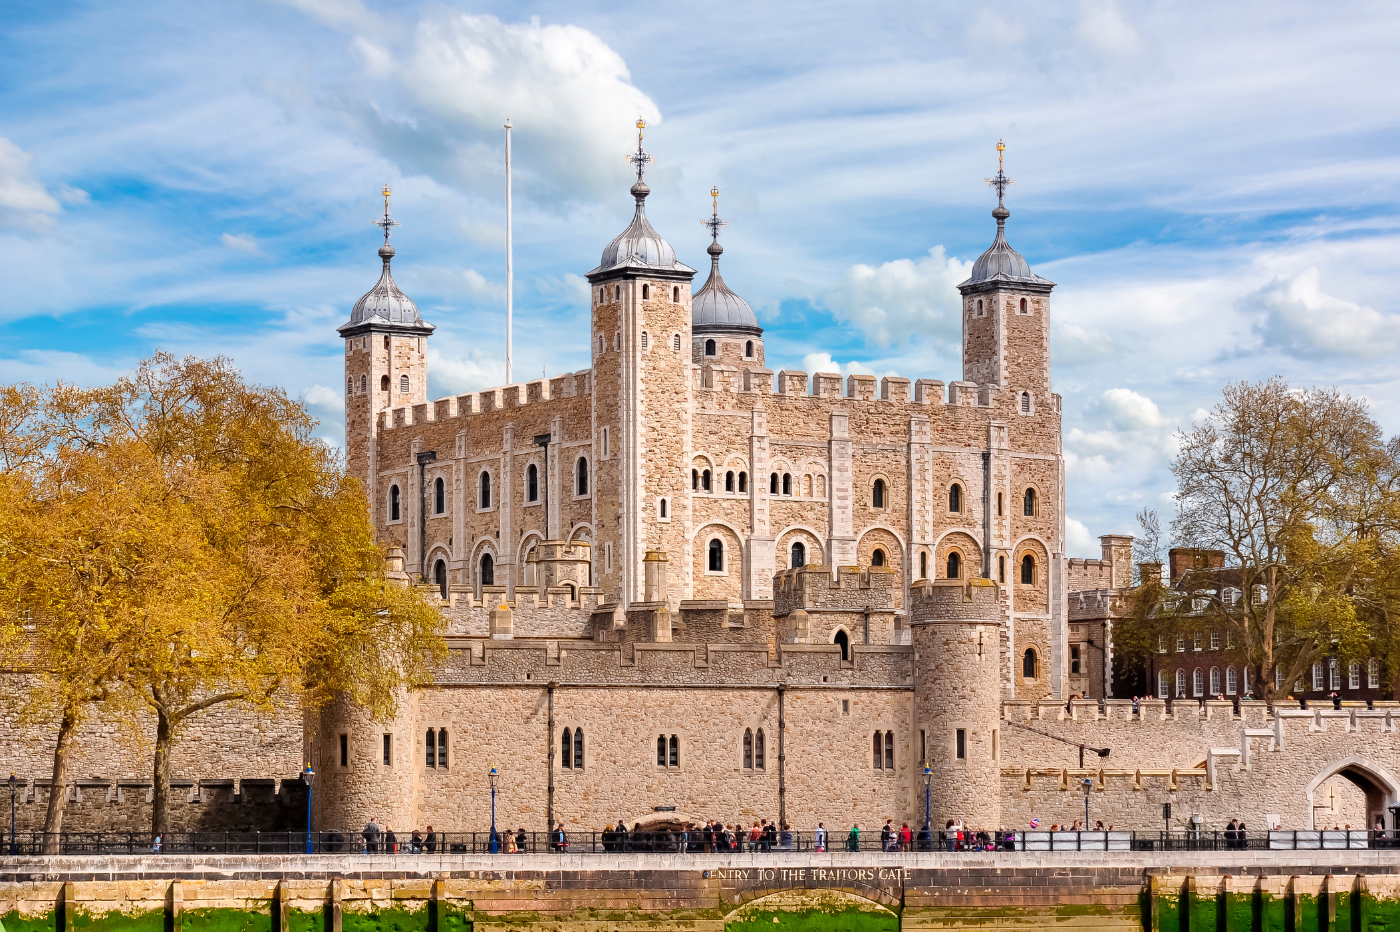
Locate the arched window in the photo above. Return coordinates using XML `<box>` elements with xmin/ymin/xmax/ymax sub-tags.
<box><xmin>745</xmin><ymin>340</ymin><xmax>754</xmax><ymax>357</ymax></box>
<box><xmin>659</xmin><ymin>498</ymin><xmax>668</xmax><ymax>518</ymax></box>
<box><xmin>997</xmin><ymin>492</ymin><xmax>1004</xmax><ymax>516</ymax></box>
<box><xmin>673</xmin><ymin>286</ymin><xmax>680</xmax><ymax>302</ymax></box>
<box><xmin>434</xmin><ymin>477</ymin><xmax>445</xmax><ymax>514</ymax></box>
<box><xmin>434</xmin><ymin>560</ymin><xmax>447</xmax><ymax>599</ymax></box>
<box><xmin>437</xmin><ymin>729</ymin><xmax>448</xmax><ymax>768</ymax></box>
<box><xmin>743</xmin><ymin>729</ymin><xmax>753</xmax><ymax>769</ymax></box>
<box><xmin>791</xmin><ymin>541</ymin><xmax>806</xmax><ymax>568</ymax></box>
<box><xmin>480</xmin><ymin>553</ymin><xmax>494</xmax><ymax>587</ymax></box>
<box><xmin>1209</xmin><ymin>667</ymin><xmax>1221</xmax><ymax>695</ymax></box>
<box><xmin>872</xmin><ymin>478</ymin><xmax>885</xmax><ymax>508</ymax></box>
<box><xmin>657</xmin><ymin>735</ymin><xmax>667</xmax><ymax>766</ymax></box>
<box><xmin>834</xmin><ymin>630</ymin><xmax>850</xmax><ymax>662</ymax></box>
<box><xmin>949</xmin><ymin>483</ymin><xmax>962</xmax><ymax>512</ymax></box>
<box><xmin>725</xmin><ymin>470</ymin><xmax>734</xmax><ymax>492</ymax></box>
<box><xmin>384</xmin><ymin>335</ymin><xmax>390</xmax><ymax>349</ymax></box>
<box><xmin>641</xmin><ymin>331</ymin><xmax>648</xmax><ymax>350</ymax></box>
<box><xmin>380</xmin><ymin>374</ymin><xmax>389</xmax><ymax>391</ymax></box>
<box><xmin>426</xmin><ymin>729</ymin><xmax>436</xmax><ymax>767</ymax></box>
<box><xmin>642</xmin><ymin>284</ymin><xmax>650</xmax><ymax>299</ymax></box>
<box><xmin>920</xmin><ymin>551</ymin><xmax>928</xmax><ymax>578</ymax></box>
<box><xmin>946</xmin><ymin>551</ymin><xmax>961</xmax><ymax>579</ymax></box>
<box><xmin>1020</xmin><ymin>392</ymin><xmax>1031</xmax><ymax>413</ymax></box>
<box><xmin>770</xmin><ymin>472</ymin><xmax>778</xmax><ymax>494</ymax></box>
<box><xmin>1226</xmin><ymin>667</ymin><xmax>1238</xmax><ymax>695</ymax></box>
<box><xmin>389</xmin><ymin>485</ymin><xmax>401</xmax><ymax>521</ymax></box>
<box><xmin>347</xmin><ymin>376</ymin><xmax>354</xmax><ymax>396</ymax></box>
<box><xmin>693</xmin><ymin>469</ymin><xmax>700</xmax><ymax>490</ymax></box>
<box><xmin>576</xmin><ymin>457</ymin><xmax>589</xmax><ymax>495</ymax></box>
<box><xmin>705</xmin><ymin>339</ymin><xmax>716</xmax><ymax>356</ymax></box>
<box><xmin>998</xmin><ymin>555</ymin><xmax>1006</xmax><ymax>583</ymax></box>
<box><xmin>1023</xmin><ymin>488</ymin><xmax>1037</xmax><ymax>516</ymax></box>
<box><xmin>1020</xmin><ymin>554</ymin><xmax>1035</xmax><ymax>585</ymax></box>
<box><xmin>1175</xmin><ymin>669</ymin><xmax>1187</xmax><ymax>697</ymax></box>
<box><xmin>673</xmin><ymin>333</ymin><xmax>681</xmax><ymax>352</ymax></box>
<box><xmin>782</xmin><ymin>473</ymin><xmax>792</xmax><ymax>495</ymax></box>
<box><xmin>669</xmin><ymin>734</ymin><xmax>679</xmax><ymax>767</ymax></box>
<box><xmin>573</xmin><ymin>728</ymin><xmax>584</xmax><ymax>769</ymax></box>
<box><xmin>1023</xmin><ymin>648</ymin><xmax>1037</xmax><ymax>679</ymax></box>
<box><xmin>479</xmin><ymin>471</ymin><xmax>492</xmax><ymax>508</ymax></box>
<box><xmin>1019</xmin><ymin>297</ymin><xmax>1028</xmax><ymax>313</ymax></box>
<box><xmin>708</xmin><ymin>538</ymin><xmax>724</xmax><ymax>572</ymax></box>
<box><xmin>1193</xmin><ymin>668</ymin><xmax>1205</xmax><ymax>697</ymax></box>
<box><xmin>885</xmin><ymin>731</ymin><xmax>894</xmax><ymax>770</ymax></box>
<box><xmin>360</xmin><ymin>374</ymin><xmax>367</xmax><ymax>393</ymax></box>
<box><xmin>562</xmin><ymin>728</ymin><xmax>572</xmax><ymax>768</ymax></box>
<box><xmin>598</xmin><ymin>334</ymin><xmax>605</xmax><ymax>355</ymax></box>
<box><xmin>527</xmin><ymin>463</ymin><xmax>539</xmax><ymax>502</ymax></box>
<box><xmin>738</xmin><ymin>472</ymin><xmax>747</xmax><ymax>492</ymax></box>
<box><xmin>755</xmin><ymin>728</ymin><xmax>765</xmax><ymax>769</ymax></box>
<box><xmin>701</xmin><ymin>469</ymin><xmax>711</xmax><ymax>491</ymax></box>
<box><xmin>871</xmin><ymin>548</ymin><xmax>885</xmax><ymax>567</ymax></box>
<box><xmin>400</xmin><ymin>374</ymin><xmax>410</xmax><ymax>393</ymax></box>
<box><xmin>872</xmin><ymin>732</ymin><xmax>883</xmax><ymax>769</ymax></box>
<box><xmin>1157</xmin><ymin>670</ymin><xmax>1168</xmax><ymax>698</ymax></box>
<box><xmin>975</xmin><ymin>298</ymin><xmax>983</xmax><ymax>315</ymax></box>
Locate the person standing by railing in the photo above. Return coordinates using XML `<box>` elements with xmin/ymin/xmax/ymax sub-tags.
<box><xmin>847</xmin><ymin>824</ymin><xmax>860</xmax><ymax>851</ymax></box>
<box><xmin>362</xmin><ymin>818</ymin><xmax>380</xmax><ymax>854</ymax></box>
<box><xmin>814</xmin><ymin>823</ymin><xmax>827</xmax><ymax>852</ymax></box>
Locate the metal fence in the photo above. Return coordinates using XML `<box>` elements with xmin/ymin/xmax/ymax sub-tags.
<box><xmin>2</xmin><ymin>828</ymin><xmax>1394</xmax><ymax>857</ymax></box>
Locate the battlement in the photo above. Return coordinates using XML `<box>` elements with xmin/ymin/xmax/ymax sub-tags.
<box><xmin>689</xmin><ymin>365</ymin><xmax>1062</xmax><ymax>411</ymax></box>
<box><xmin>1069</xmin><ymin>588</ymin><xmax>1129</xmax><ymax>621</ymax></box>
<box><xmin>772</xmin><ymin>564</ymin><xmax>897</xmax><ymax>617</ymax></box>
<box><xmin>377</xmin><ymin>368</ymin><xmax>594</xmax><ymax>432</ymax></box>
<box><xmin>909</xmin><ymin>577</ymin><xmax>1003</xmax><ymax>623</ymax></box>
<box><xmin>1067</xmin><ymin>534</ymin><xmax>1135</xmax><ymax>592</ymax></box>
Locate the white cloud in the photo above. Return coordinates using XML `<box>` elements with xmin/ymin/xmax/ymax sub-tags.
<box><xmin>221</xmin><ymin>232</ymin><xmax>261</xmax><ymax>254</ymax></box>
<box><xmin>1076</xmin><ymin>0</ymin><xmax>1142</xmax><ymax>56</ymax></box>
<box><xmin>0</xmin><ymin>137</ymin><xmax>61</xmax><ymax>232</ymax></box>
<box><xmin>824</xmin><ymin>246</ymin><xmax>971</xmax><ymax>349</ymax></box>
<box><xmin>1052</xmin><ymin>321</ymin><xmax>1116</xmax><ymax>366</ymax></box>
<box><xmin>800</xmin><ymin>352</ymin><xmax>875</xmax><ymax>379</ymax></box>
<box><xmin>1244</xmin><ymin>267</ymin><xmax>1400</xmax><ymax>359</ymax></box>
<box><xmin>1099</xmin><ymin>387</ymin><xmax>1168</xmax><ymax>431</ymax></box>
<box><xmin>1066</xmin><ymin>517</ymin><xmax>1098</xmax><ymax>558</ymax></box>
<box><xmin>280</xmin><ymin>0</ymin><xmax>384</xmax><ymax>37</ymax></box>
<box><xmin>302</xmin><ymin>384</ymin><xmax>341</xmax><ymax>409</ymax></box>
<box><xmin>427</xmin><ymin>345</ymin><xmax>504</xmax><ymax>396</ymax></box>
<box><xmin>418</xmin><ymin>266</ymin><xmax>503</xmax><ymax>301</ymax></box>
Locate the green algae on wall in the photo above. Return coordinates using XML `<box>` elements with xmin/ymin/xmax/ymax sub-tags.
<box><xmin>1</xmin><ymin>907</ymin><xmax>168</xmax><ymax>932</ymax></box>
<box><xmin>726</xmin><ymin>906</ymin><xmax>898</xmax><ymax>932</ymax></box>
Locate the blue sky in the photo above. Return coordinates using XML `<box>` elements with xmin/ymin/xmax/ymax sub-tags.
<box><xmin>3</xmin><ymin>0</ymin><xmax>1399</xmax><ymax>556</ymax></box>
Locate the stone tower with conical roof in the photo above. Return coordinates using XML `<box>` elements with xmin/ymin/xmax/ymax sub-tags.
<box><xmin>338</xmin><ymin>185</ymin><xmax>434</xmax><ymax>527</ymax></box>
<box><xmin>584</xmin><ymin>121</ymin><xmax>697</xmax><ymax>605</ymax></box>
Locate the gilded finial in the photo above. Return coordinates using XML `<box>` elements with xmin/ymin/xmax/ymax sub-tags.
<box><xmin>702</xmin><ymin>185</ymin><xmax>728</xmax><ymax>243</ymax></box>
<box><xmin>984</xmin><ymin>140</ymin><xmax>1015</xmax><ymax>216</ymax></box>
<box><xmin>626</xmin><ymin>118</ymin><xmax>653</xmax><ymax>185</ymax></box>
<box><xmin>710</xmin><ymin>186</ymin><xmax>719</xmax><ymax>212</ymax></box>
<box><xmin>372</xmin><ymin>183</ymin><xmax>401</xmax><ymax>246</ymax></box>
<box><xmin>997</xmin><ymin>139</ymin><xmax>1005</xmax><ymax>172</ymax></box>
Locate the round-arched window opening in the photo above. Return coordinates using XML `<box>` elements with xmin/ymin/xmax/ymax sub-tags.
<box><xmin>380</xmin><ymin>375</ymin><xmax>389</xmax><ymax>392</ymax></box>
<box><xmin>920</xmin><ymin>551</ymin><xmax>928</xmax><ymax>579</ymax></box>
<box><xmin>480</xmin><ymin>553</ymin><xmax>495</xmax><ymax>587</ymax></box>
<box><xmin>782</xmin><ymin>473</ymin><xmax>792</xmax><ymax>496</ymax></box>
<box><xmin>872</xmin><ymin>478</ymin><xmax>885</xmax><ymax>509</ymax></box>
<box><xmin>527</xmin><ymin>463</ymin><xmax>539</xmax><ymax>502</ymax></box>
<box><xmin>707</xmin><ymin>538</ymin><xmax>724</xmax><ymax>572</ymax></box>
<box><xmin>976</xmin><ymin>298</ymin><xmax>984</xmax><ymax>314</ymax></box>
<box><xmin>998</xmin><ymin>554</ymin><xmax>1006</xmax><ymax>583</ymax></box>
<box><xmin>672</xmin><ymin>286</ymin><xmax>680</xmax><ymax>302</ymax></box>
<box><xmin>725</xmin><ymin>470</ymin><xmax>734</xmax><ymax>492</ymax></box>
<box><xmin>770</xmin><ymin>472</ymin><xmax>778</xmax><ymax>494</ymax></box>
<box><xmin>642</xmin><ymin>284</ymin><xmax>650</xmax><ymax>299</ymax></box>
<box><xmin>1020</xmin><ymin>392</ymin><xmax>1031</xmax><ymax>413</ymax></box>
<box><xmin>701</xmin><ymin>469</ymin><xmax>711</xmax><ymax>491</ymax></box>
<box><xmin>1021</xmin><ymin>554</ymin><xmax>1035</xmax><ymax>585</ymax></box>
<box><xmin>479</xmin><ymin>471</ymin><xmax>492</xmax><ymax>509</ymax></box>
<box><xmin>434</xmin><ymin>477</ymin><xmax>445</xmax><ymax>514</ymax></box>
<box><xmin>576</xmin><ymin>457</ymin><xmax>589</xmax><ymax>495</ymax></box>
<box><xmin>389</xmin><ymin>484</ymin><xmax>401</xmax><ymax>521</ymax></box>
<box><xmin>745</xmin><ymin>340</ymin><xmax>754</xmax><ymax>357</ymax></box>
<box><xmin>1020</xmin><ymin>297</ymin><xmax>1028</xmax><ymax>313</ymax></box>
<box><xmin>871</xmin><ymin>548</ymin><xmax>885</xmax><ymax>567</ymax></box>
<box><xmin>434</xmin><ymin>560</ymin><xmax>447</xmax><ymax>599</ymax></box>
<box><xmin>400</xmin><ymin>374</ymin><xmax>410</xmax><ymax>393</ymax></box>
<box><xmin>705</xmin><ymin>339</ymin><xmax>716</xmax><ymax>356</ymax></box>
<box><xmin>834</xmin><ymin>630</ymin><xmax>850</xmax><ymax>662</ymax></box>
<box><xmin>739</xmin><ymin>471</ymin><xmax>747</xmax><ymax>492</ymax></box>
<box><xmin>1024</xmin><ymin>488</ymin><xmax>1037</xmax><ymax>516</ymax></box>
<box><xmin>946</xmin><ymin>551</ymin><xmax>962</xmax><ymax>579</ymax></box>
<box><xmin>791</xmin><ymin>541</ymin><xmax>806</xmax><ymax>568</ymax></box>
<box><xmin>1023</xmin><ymin>648</ymin><xmax>1037</xmax><ymax>679</ymax></box>
<box><xmin>949</xmin><ymin>483</ymin><xmax>962</xmax><ymax>513</ymax></box>
<box><xmin>659</xmin><ymin>498</ymin><xmax>668</xmax><ymax>518</ymax></box>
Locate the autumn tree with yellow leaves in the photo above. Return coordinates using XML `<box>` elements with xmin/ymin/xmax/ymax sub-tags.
<box><xmin>0</xmin><ymin>355</ymin><xmax>444</xmax><ymax>847</ymax></box>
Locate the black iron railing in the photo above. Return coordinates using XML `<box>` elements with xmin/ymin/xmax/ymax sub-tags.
<box><xmin>1</xmin><ymin>828</ymin><xmax>1394</xmax><ymax>856</ymax></box>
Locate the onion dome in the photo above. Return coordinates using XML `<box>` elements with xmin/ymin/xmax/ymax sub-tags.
<box><xmin>957</xmin><ymin>141</ymin><xmax>1054</xmax><ymax>294</ymax></box>
<box><xmin>338</xmin><ymin>186</ymin><xmax>434</xmax><ymax>337</ymax></box>
<box><xmin>692</xmin><ymin>192</ymin><xmax>760</xmax><ymax>334</ymax></box>
<box><xmin>588</xmin><ymin>119</ymin><xmax>695</xmax><ymax>277</ymax></box>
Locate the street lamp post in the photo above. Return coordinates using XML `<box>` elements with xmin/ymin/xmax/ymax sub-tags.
<box><xmin>489</xmin><ymin>768</ymin><xmax>499</xmax><ymax>853</ymax></box>
<box><xmin>303</xmin><ymin>765</ymin><xmax>316</xmax><ymax>854</ymax></box>
<box><xmin>1082</xmin><ymin>778</ymin><xmax>1092</xmax><ymax>829</ymax></box>
<box><xmin>9</xmin><ymin>773</ymin><xmax>16</xmax><ymax>855</ymax></box>
<box><xmin>922</xmin><ymin>767</ymin><xmax>932</xmax><ymax>847</ymax></box>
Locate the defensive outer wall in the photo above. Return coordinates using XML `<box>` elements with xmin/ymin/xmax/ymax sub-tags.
<box><xmin>3</xmin><ymin>851</ymin><xmax>1400</xmax><ymax>931</ymax></box>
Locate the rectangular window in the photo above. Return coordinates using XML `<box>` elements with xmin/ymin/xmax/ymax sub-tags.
<box><xmin>842</xmin><ymin>699</ymin><xmax>849</xmax><ymax>715</ymax></box>
<box><xmin>1176</xmin><ymin>635</ymin><xmax>1185</xmax><ymax>653</ymax></box>
<box><xmin>1193</xmin><ymin>632</ymin><xmax>1202</xmax><ymax>651</ymax></box>
<box><xmin>1225</xmin><ymin>630</ymin><xmax>1235</xmax><ymax>649</ymax></box>
<box><xmin>1349</xmin><ymin>663</ymin><xmax>1361</xmax><ymax>689</ymax></box>
<box><xmin>955</xmin><ymin>728</ymin><xmax>966</xmax><ymax>760</ymax></box>
<box><xmin>339</xmin><ymin>734</ymin><xmax>348</xmax><ymax>768</ymax></box>
<box><xmin>1070</xmin><ymin>645</ymin><xmax>1082</xmax><ymax>675</ymax></box>
<box><xmin>1158</xmin><ymin>636</ymin><xmax>1167</xmax><ymax>654</ymax></box>
<box><xmin>1329</xmin><ymin>658</ymin><xmax>1340</xmax><ymax>691</ymax></box>
<box><xmin>605</xmin><ymin>542</ymin><xmax>613</xmax><ymax>572</ymax></box>
<box><xmin>1210</xmin><ymin>630</ymin><xmax>1220</xmax><ymax>650</ymax></box>
<box><xmin>382</xmin><ymin>734</ymin><xmax>392</xmax><ymax>767</ymax></box>
<box><xmin>992</xmin><ymin>729</ymin><xmax>999</xmax><ymax>761</ymax></box>
<box><xmin>1312</xmin><ymin>664</ymin><xmax>1324</xmax><ymax>692</ymax></box>
<box><xmin>1369</xmin><ymin>660</ymin><xmax>1380</xmax><ymax>689</ymax></box>
<box><xmin>920</xmin><ymin>729</ymin><xmax>926</xmax><ymax>763</ymax></box>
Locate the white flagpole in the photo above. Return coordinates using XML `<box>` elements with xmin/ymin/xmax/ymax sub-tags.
<box><xmin>504</xmin><ymin>119</ymin><xmax>513</xmax><ymax>385</ymax></box>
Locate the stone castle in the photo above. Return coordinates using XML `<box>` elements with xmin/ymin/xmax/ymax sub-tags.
<box><xmin>2</xmin><ymin>137</ymin><xmax>1396</xmax><ymax>839</ymax></box>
